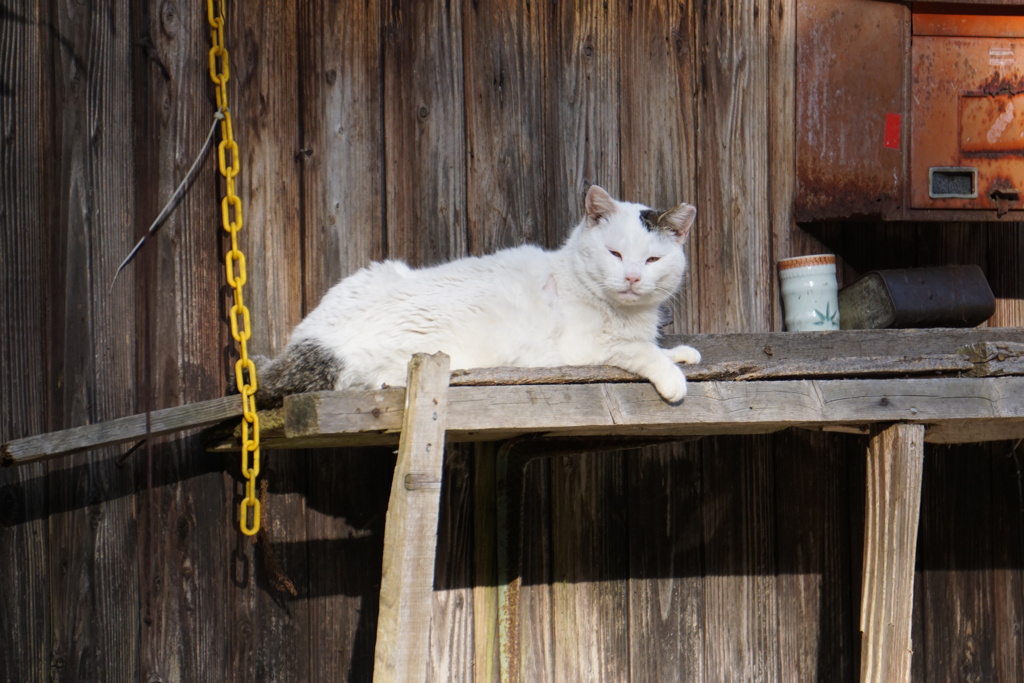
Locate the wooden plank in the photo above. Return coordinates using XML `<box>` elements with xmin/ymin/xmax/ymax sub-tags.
<box><xmin>428</xmin><ymin>443</ymin><xmax>476</xmax><ymax>682</ymax></box>
<box><xmin>131</xmin><ymin>2</ymin><xmax>233</xmax><ymax>680</ymax></box>
<box><xmin>0</xmin><ymin>2</ymin><xmax>55</xmax><ymax>681</ymax></box>
<box><xmin>383</xmin><ymin>0</ymin><xmax>466</xmax><ymax>265</ymax></box>
<box><xmin>2</xmin><ymin>397</ymin><xmax>243</xmax><ymax>467</ymax></box>
<box><xmin>373</xmin><ymin>353</ymin><xmax>452</xmax><ymax>683</ymax></box>
<box><xmin>551</xmin><ymin>449</ymin><xmax>630</xmax><ymax>683</ymax></box>
<box><xmin>619</xmin><ymin>0</ymin><xmax>699</xmax><ymax>335</ymax></box>
<box><xmin>626</xmin><ymin>442</ymin><xmax>706</xmax><ymax>682</ymax></box>
<box><xmin>462</xmin><ymin>0</ymin><xmax>549</xmax><ymax>253</ymax></box>
<box><xmin>701</xmin><ymin>436</ymin><xmax>779</xmax><ymax>680</ymax></box>
<box><xmin>859</xmin><ymin>423</ymin><xmax>925</xmax><ymax>683</ymax></box>
<box><xmin>695</xmin><ymin>0</ymin><xmax>772</xmax><ymax>333</ymax></box>
<box><xmin>228</xmin><ymin>2</ymin><xmax>309</xmax><ymax>679</ymax></box>
<box><xmin>914</xmin><ymin>443</ymin><xmax>997</xmax><ymax>682</ymax></box>
<box><xmin>296</xmin><ymin>1</ymin><xmax>386</xmax><ymax>678</ymax></box>
<box><xmin>297</xmin><ymin>0</ymin><xmax>384</xmax><ymax>306</ymax></box>
<box><xmin>775</xmin><ymin>431</ymin><xmax>859</xmax><ymax>680</ymax></box>
<box><xmin>46</xmin><ymin>1</ymin><xmax>142</xmax><ymax>679</ymax></box>
<box><xmin>542</xmin><ymin>4</ymin><xmax>630</xmax><ymax>678</ymax></box>
<box><xmin>281</xmin><ymin>377</ymin><xmax>1024</xmax><ymax>447</ymax></box>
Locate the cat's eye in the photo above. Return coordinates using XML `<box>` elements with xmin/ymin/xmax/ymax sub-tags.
<box><xmin>646</xmin><ymin>256</ymin><xmax>660</xmax><ymax>264</ymax></box>
<box><xmin>609</xmin><ymin>250</ymin><xmax>622</xmax><ymax>260</ymax></box>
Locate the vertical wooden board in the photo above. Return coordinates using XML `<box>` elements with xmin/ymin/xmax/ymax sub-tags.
<box><xmin>986</xmin><ymin>225</ymin><xmax>1024</xmax><ymax>327</ymax></box>
<box><xmin>131</xmin><ymin>1</ymin><xmax>232</xmax><ymax>680</ymax></box>
<box><xmin>542</xmin><ymin>1</ymin><xmax>621</xmax><ymax>230</ymax></box>
<box><xmin>296</xmin><ymin>2</ymin><xmax>389</xmax><ymax>678</ymax></box>
<box><xmin>773</xmin><ymin>431</ymin><xmax>858</xmax><ymax>682</ymax></box>
<box><xmin>517</xmin><ymin>456</ymin><xmax>555</xmax><ymax>683</ymax></box>
<box><xmin>462</xmin><ymin>0</ymin><xmax>550</xmax><ymax>253</ymax></box>
<box><xmin>626</xmin><ymin>443</ymin><xmax>706</xmax><ymax>683</ymax></box>
<box><xmin>429</xmin><ymin>444</ymin><xmax>475</xmax><ymax>682</ymax></box>
<box><xmin>700</xmin><ymin>435</ymin><xmax>780</xmax><ymax>681</ymax></box>
<box><xmin>551</xmin><ymin>452</ymin><xmax>630</xmax><ymax>682</ymax></box>
<box><xmin>991</xmin><ymin>443</ymin><xmax>1024</xmax><ymax>682</ymax></box>
<box><xmin>542</xmin><ymin>5</ymin><xmax>628</xmax><ymax>682</ymax></box>
<box><xmin>302</xmin><ymin>447</ymin><xmax>396</xmax><ymax>682</ymax></box>
<box><xmin>694</xmin><ymin>0</ymin><xmax>772</xmax><ymax>333</ymax></box>
<box><xmin>374</xmin><ymin>353</ymin><xmax>451</xmax><ymax>682</ymax></box>
<box><xmin>230</xmin><ymin>1</ymin><xmax>304</xmax><ymax>351</ymax></box>
<box><xmin>765</xmin><ymin>0</ymin><xmax>831</xmax><ymax>330</ymax></box>
<box><xmin>0</xmin><ymin>2</ymin><xmax>53</xmax><ymax>678</ymax></box>
<box><xmin>860</xmin><ymin>423</ymin><xmax>924</xmax><ymax>683</ymax></box>
<box><xmin>383</xmin><ymin>1</ymin><xmax>467</xmax><ymax>265</ymax></box>
<box><xmin>225</xmin><ymin>4</ymin><xmax>314</xmax><ymax>680</ymax></box>
<box><xmin>619</xmin><ymin>0</ymin><xmax>700</xmax><ymax>334</ymax></box>
<box><xmin>914</xmin><ymin>444</ymin><xmax>997</xmax><ymax>682</ymax></box>
<box><xmin>297</xmin><ymin>0</ymin><xmax>384</xmax><ymax>308</ymax></box>
<box><xmin>472</xmin><ymin>444</ymin><xmax>500</xmax><ymax>683</ymax></box>
<box><xmin>45</xmin><ymin>0</ymin><xmax>141</xmax><ymax>679</ymax></box>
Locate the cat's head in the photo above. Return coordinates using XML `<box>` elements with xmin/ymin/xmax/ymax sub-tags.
<box><xmin>574</xmin><ymin>185</ymin><xmax>696</xmax><ymax>307</ymax></box>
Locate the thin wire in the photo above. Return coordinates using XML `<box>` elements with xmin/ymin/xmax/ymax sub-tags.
<box><xmin>110</xmin><ymin>110</ymin><xmax>225</xmax><ymax>290</ymax></box>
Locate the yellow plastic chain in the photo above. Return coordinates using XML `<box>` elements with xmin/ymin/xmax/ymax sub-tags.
<box><xmin>207</xmin><ymin>0</ymin><xmax>261</xmax><ymax>536</ymax></box>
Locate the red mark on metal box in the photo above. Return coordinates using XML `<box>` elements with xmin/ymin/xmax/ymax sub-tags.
<box><xmin>884</xmin><ymin>113</ymin><xmax>901</xmax><ymax>149</ymax></box>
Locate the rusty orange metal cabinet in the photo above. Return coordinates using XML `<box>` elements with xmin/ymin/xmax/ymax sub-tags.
<box><xmin>911</xmin><ymin>9</ymin><xmax>1024</xmax><ymax>214</ymax></box>
<box><xmin>796</xmin><ymin>0</ymin><xmax>1024</xmax><ymax>221</ymax></box>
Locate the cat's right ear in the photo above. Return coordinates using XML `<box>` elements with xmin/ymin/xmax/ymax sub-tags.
<box><xmin>585</xmin><ymin>185</ymin><xmax>616</xmax><ymax>227</ymax></box>
<box><xmin>659</xmin><ymin>203</ymin><xmax>697</xmax><ymax>244</ymax></box>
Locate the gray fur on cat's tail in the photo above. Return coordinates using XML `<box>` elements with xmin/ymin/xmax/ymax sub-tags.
<box><xmin>245</xmin><ymin>339</ymin><xmax>343</xmax><ymax>408</ymax></box>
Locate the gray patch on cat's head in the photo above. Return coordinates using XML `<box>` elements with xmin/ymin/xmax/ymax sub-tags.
<box><xmin>252</xmin><ymin>339</ymin><xmax>343</xmax><ymax>408</ymax></box>
<box><xmin>639</xmin><ymin>209</ymin><xmax>662</xmax><ymax>232</ymax></box>
<box><xmin>640</xmin><ymin>204</ymin><xmax>697</xmax><ymax>244</ymax></box>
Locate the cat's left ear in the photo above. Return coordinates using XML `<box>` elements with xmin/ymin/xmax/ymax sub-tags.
<box><xmin>657</xmin><ymin>203</ymin><xmax>697</xmax><ymax>244</ymax></box>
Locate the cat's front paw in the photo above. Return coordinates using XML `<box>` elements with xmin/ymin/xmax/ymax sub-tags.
<box><xmin>652</xmin><ymin>368</ymin><xmax>688</xmax><ymax>403</ymax></box>
<box><xmin>666</xmin><ymin>344</ymin><xmax>701</xmax><ymax>365</ymax></box>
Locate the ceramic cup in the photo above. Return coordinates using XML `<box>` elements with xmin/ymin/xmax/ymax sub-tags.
<box><xmin>778</xmin><ymin>254</ymin><xmax>840</xmax><ymax>332</ymax></box>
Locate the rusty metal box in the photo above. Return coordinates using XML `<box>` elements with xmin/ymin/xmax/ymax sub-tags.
<box><xmin>796</xmin><ymin>0</ymin><xmax>1024</xmax><ymax>221</ymax></box>
<box><xmin>911</xmin><ymin>10</ymin><xmax>1024</xmax><ymax>213</ymax></box>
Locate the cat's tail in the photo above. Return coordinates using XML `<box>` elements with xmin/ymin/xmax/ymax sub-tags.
<box><xmin>230</xmin><ymin>340</ymin><xmax>344</xmax><ymax>408</ymax></box>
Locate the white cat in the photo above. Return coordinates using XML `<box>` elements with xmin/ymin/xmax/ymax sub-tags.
<box><xmin>254</xmin><ymin>185</ymin><xmax>700</xmax><ymax>404</ymax></box>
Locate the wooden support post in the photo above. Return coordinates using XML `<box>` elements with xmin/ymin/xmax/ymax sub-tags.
<box><xmin>859</xmin><ymin>423</ymin><xmax>925</xmax><ymax>683</ymax></box>
<box><xmin>373</xmin><ymin>353</ymin><xmax>452</xmax><ymax>683</ymax></box>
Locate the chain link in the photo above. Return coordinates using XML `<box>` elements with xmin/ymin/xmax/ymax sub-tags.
<box><xmin>207</xmin><ymin>0</ymin><xmax>261</xmax><ymax>536</ymax></box>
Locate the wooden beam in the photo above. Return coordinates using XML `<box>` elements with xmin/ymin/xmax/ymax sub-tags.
<box><xmin>280</xmin><ymin>377</ymin><xmax>1024</xmax><ymax>448</ymax></box>
<box><xmin>1</xmin><ymin>396</ymin><xmax>243</xmax><ymax>467</ymax></box>
<box><xmin>373</xmin><ymin>352</ymin><xmax>452</xmax><ymax>683</ymax></box>
<box><xmin>860</xmin><ymin>423</ymin><xmax>925</xmax><ymax>683</ymax></box>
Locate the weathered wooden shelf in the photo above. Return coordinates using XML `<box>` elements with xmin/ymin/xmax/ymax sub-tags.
<box><xmin>5</xmin><ymin>329</ymin><xmax>1024</xmax><ymax>683</ymax></box>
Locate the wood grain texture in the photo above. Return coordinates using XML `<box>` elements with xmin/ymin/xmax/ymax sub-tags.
<box><xmin>913</xmin><ymin>444</ymin><xmax>998</xmax><ymax>682</ymax></box>
<box><xmin>463</xmin><ymin>0</ymin><xmax>549</xmax><ymax>254</ymax></box>
<box><xmin>46</xmin><ymin>1</ymin><xmax>142</xmax><ymax>680</ymax></box>
<box><xmin>542</xmin><ymin>6</ymin><xmax>630</xmax><ymax>681</ymax></box>
<box><xmin>280</xmin><ymin>377</ymin><xmax>1024</xmax><ymax>447</ymax></box>
<box><xmin>695</xmin><ymin>0</ymin><xmax>771</xmax><ymax>333</ymax></box>
<box><xmin>296</xmin><ymin>4</ymin><xmax>388</xmax><ymax>678</ymax></box>
<box><xmin>374</xmin><ymin>353</ymin><xmax>451</xmax><ymax>683</ymax></box>
<box><xmin>619</xmin><ymin>0</ymin><xmax>699</xmax><ymax>335</ymax></box>
<box><xmin>383</xmin><ymin>0</ymin><xmax>467</xmax><ymax>266</ymax></box>
<box><xmin>131</xmin><ymin>1</ymin><xmax>232</xmax><ymax>680</ymax></box>
<box><xmin>3</xmin><ymin>397</ymin><xmax>243</xmax><ymax>466</ymax></box>
<box><xmin>297</xmin><ymin>0</ymin><xmax>384</xmax><ymax>308</ymax></box>
<box><xmin>700</xmin><ymin>435</ymin><xmax>780</xmax><ymax>680</ymax></box>
<box><xmin>227</xmin><ymin>4</ymin><xmax>313</xmax><ymax>680</ymax></box>
<box><xmin>0</xmin><ymin>3</ymin><xmax>54</xmax><ymax>680</ymax></box>
<box><xmin>627</xmin><ymin>443</ymin><xmax>706</xmax><ymax>682</ymax></box>
<box><xmin>775</xmin><ymin>431</ymin><xmax>858</xmax><ymax>681</ymax></box>
<box><xmin>859</xmin><ymin>423</ymin><xmax>925</xmax><ymax>683</ymax></box>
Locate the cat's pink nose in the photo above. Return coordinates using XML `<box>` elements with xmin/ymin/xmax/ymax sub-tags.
<box><xmin>625</xmin><ymin>273</ymin><xmax>641</xmax><ymax>286</ymax></box>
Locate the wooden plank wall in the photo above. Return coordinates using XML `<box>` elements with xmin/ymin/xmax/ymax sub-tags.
<box><xmin>1</xmin><ymin>1</ymin><xmax>1022</xmax><ymax>681</ymax></box>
